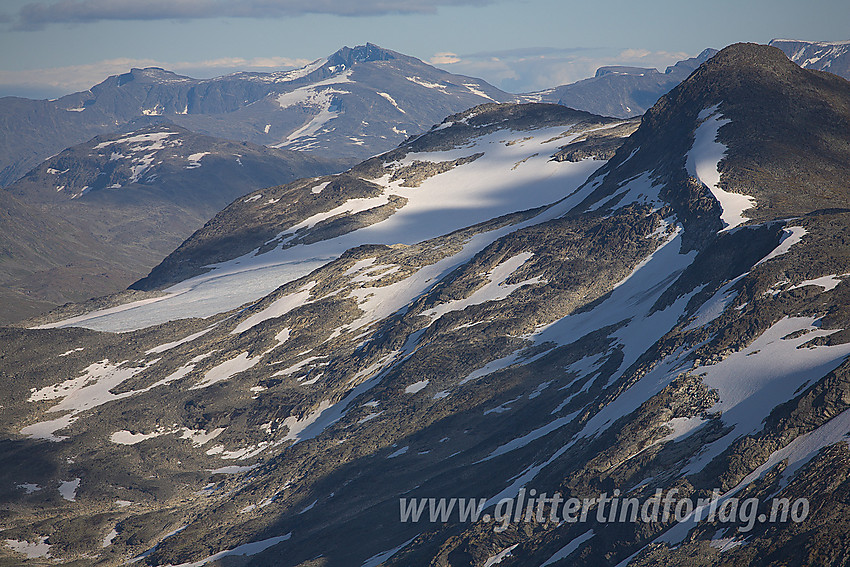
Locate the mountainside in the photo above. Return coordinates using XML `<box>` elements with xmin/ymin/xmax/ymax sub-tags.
<box><xmin>0</xmin><ymin>123</ymin><xmax>343</xmax><ymax>323</ymax></box>
<box><xmin>770</xmin><ymin>38</ymin><xmax>850</xmax><ymax>79</ymax></box>
<box><xmin>3</xmin><ymin>43</ymin><xmax>850</xmax><ymax>567</ymax></box>
<box><xmin>528</xmin><ymin>49</ymin><xmax>718</xmax><ymax>118</ymax></box>
<box><xmin>0</xmin><ymin>44</ymin><xmax>513</xmax><ymax>187</ymax></box>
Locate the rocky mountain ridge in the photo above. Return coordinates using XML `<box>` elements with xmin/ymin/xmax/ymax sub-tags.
<box><xmin>2</xmin><ymin>43</ymin><xmax>850</xmax><ymax>567</ymax></box>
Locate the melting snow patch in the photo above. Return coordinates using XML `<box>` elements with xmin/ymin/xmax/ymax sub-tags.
<box><xmin>59</xmin><ymin>347</ymin><xmax>85</xmax><ymax>357</ymax></box>
<box><xmin>463</xmin><ymin>83</ymin><xmax>496</xmax><ymax>101</ymax></box>
<box><xmin>683</xmin><ymin>277</ymin><xmax>742</xmax><ymax>331</ymax></box>
<box><xmin>16</xmin><ymin>483</ymin><xmax>41</xmax><ymax>494</ymax></box>
<box><xmin>299</xmin><ymin>499</ymin><xmax>318</xmax><ymax>514</ymax></box>
<box><xmin>655</xmin><ymin>416</ymin><xmax>707</xmax><ymax>445</ymax></box>
<box><xmin>540</xmin><ymin>530</ymin><xmax>595</xmax><ymax>566</ymax></box>
<box><xmin>111</xmin><ymin>429</ymin><xmax>169</xmax><ymax>445</ymax></box>
<box><xmin>4</xmin><ymin>538</ymin><xmax>51</xmax><ymax>558</ymax></box>
<box><xmin>387</xmin><ymin>446</ymin><xmax>409</xmax><ymax>458</ymax></box>
<box><xmin>209</xmin><ymin>464</ymin><xmax>259</xmax><ymax>474</ymax></box>
<box><xmin>687</xmin><ymin>106</ymin><xmax>755</xmax><ymax>231</ymax></box>
<box><xmin>22</xmin><ymin>359</ymin><xmax>155</xmax><ymax>441</ymax></box>
<box><xmin>360</xmin><ymin>536</ymin><xmax>418</xmax><ymax>567</ymax></box>
<box><xmin>683</xmin><ymin>316</ymin><xmax>850</xmax><ymax>475</ymax></box>
<box><xmin>186</xmin><ymin>152</ymin><xmax>209</xmax><ymax>169</ymax></box>
<box><xmin>93</xmin><ymin>131</ymin><xmax>178</xmax><ymax>150</ymax></box>
<box><xmin>710</xmin><ymin>530</ymin><xmax>746</xmax><ymax>552</ymax></box>
<box><xmin>59</xmin><ymin>478</ymin><xmax>80</xmax><ymax>501</ymax></box>
<box><xmin>102</xmin><ymin>528</ymin><xmax>118</xmax><ymax>548</ymax></box>
<box><xmin>191</xmin><ymin>352</ymin><xmax>262</xmax><ymax>390</ymax></box>
<box><xmin>406</xmin><ymin>76</ymin><xmax>449</xmax><ymax>93</ymax></box>
<box><xmin>233</xmin><ymin>282</ymin><xmax>316</xmax><ymax>334</ymax></box>
<box><xmin>404</xmin><ymin>380</ymin><xmax>429</xmax><ymax>394</ymax></box>
<box><xmin>789</xmin><ymin>273</ymin><xmax>847</xmax><ymax>292</ymax></box>
<box><xmin>146</xmin><ymin>326</ymin><xmax>215</xmax><ymax>354</ymax></box>
<box><xmin>377</xmin><ymin>91</ymin><xmax>406</xmax><ymax>113</ymax></box>
<box><xmin>283</xmin><ymin>400</ymin><xmax>334</xmax><ymax>442</ymax></box>
<box><xmin>483</xmin><ymin>543</ymin><xmax>519</xmax><ymax>567</ymax></box>
<box><xmin>423</xmin><ymin>251</ymin><xmax>542</xmax><ymax>321</ymax></box>
<box><xmin>276</xmin><ymin>86</ymin><xmax>348</xmax><ymax>146</ymax></box>
<box><xmin>167</xmin><ymin>533</ymin><xmax>292</xmax><ymax>567</ymax></box>
<box><xmin>755</xmin><ymin>226</ymin><xmax>808</xmax><ymax>266</ymax></box>
<box><xmin>180</xmin><ymin>427</ymin><xmax>225</xmax><ymax>446</ymax></box>
<box><xmin>311</xmin><ymin>180</ymin><xmax>331</xmax><ymax>194</ymax></box>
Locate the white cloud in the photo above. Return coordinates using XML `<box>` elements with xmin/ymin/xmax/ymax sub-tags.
<box><xmin>429</xmin><ymin>52</ymin><xmax>461</xmax><ymax>65</ymax></box>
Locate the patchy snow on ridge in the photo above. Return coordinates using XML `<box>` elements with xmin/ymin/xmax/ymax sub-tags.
<box><xmin>190</xmin><ymin>352</ymin><xmax>262</xmax><ymax>390</ymax></box>
<box><xmin>406</xmin><ymin>76</ymin><xmax>450</xmax><ymax>93</ymax></box>
<box><xmin>186</xmin><ymin>152</ymin><xmax>209</xmax><ymax>169</ymax></box>
<box><xmin>377</xmin><ymin>91</ymin><xmax>406</xmax><ymax>113</ymax></box>
<box><xmin>43</xmin><ymin>122</ymin><xmax>605</xmax><ymax>333</ymax></box>
<box><xmin>93</xmin><ymin>131</ymin><xmax>178</xmax><ymax>151</ymax></box>
<box><xmin>682</xmin><ymin>316</ymin><xmax>850</xmax><ymax>474</ymax></box>
<box><xmin>755</xmin><ymin>225</ymin><xmax>808</xmax><ymax>266</ymax></box>
<box><xmin>21</xmin><ymin>359</ymin><xmax>154</xmax><ymax>441</ymax></box>
<box><xmin>422</xmin><ymin>251</ymin><xmax>544</xmax><ymax>321</ymax></box>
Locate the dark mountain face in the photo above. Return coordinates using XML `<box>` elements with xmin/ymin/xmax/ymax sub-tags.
<box><xmin>0</xmin><ymin>123</ymin><xmax>344</xmax><ymax>323</ymax></box>
<box><xmin>4</xmin><ymin>43</ymin><xmax>850</xmax><ymax>567</ymax></box>
<box><xmin>0</xmin><ymin>43</ymin><xmax>513</xmax><ymax>187</ymax></box>
<box><xmin>600</xmin><ymin>42</ymin><xmax>850</xmax><ymax>240</ymax></box>
<box><xmin>530</xmin><ymin>48</ymin><xmax>718</xmax><ymax>118</ymax></box>
<box><xmin>770</xmin><ymin>38</ymin><xmax>850</xmax><ymax>79</ymax></box>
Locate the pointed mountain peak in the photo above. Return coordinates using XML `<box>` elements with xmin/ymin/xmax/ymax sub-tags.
<box><xmin>643</xmin><ymin>43</ymin><xmax>808</xmax><ymax>126</ymax></box>
<box><xmin>590</xmin><ymin>41</ymin><xmax>850</xmax><ymax>246</ymax></box>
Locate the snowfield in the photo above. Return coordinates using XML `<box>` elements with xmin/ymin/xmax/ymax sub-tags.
<box><xmin>43</xmin><ymin>123</ymin><xmax>613</xmax><ymax>333</ymax></box>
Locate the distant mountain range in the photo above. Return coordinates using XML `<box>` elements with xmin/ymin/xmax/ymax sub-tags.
<box><xmin>0</xmin><ymin>44</ymin><xmax>513</xmax><ymax>187</ymax></box>
<box><xmin>770</xmin><ymin>38</ymin><xmax>850</xmax><ymax>79</ymax></box>
<box><xmin>1</xmin><ymin>44</ymin><xmax>734</xmax><ymax>190</ymax></box>
<box><xmin>529</xmin><ymin>48</ymin><xmax>719</xmax><ymax>118</ymax></box>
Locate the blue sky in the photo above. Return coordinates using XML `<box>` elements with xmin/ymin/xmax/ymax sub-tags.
<box><xmin>0</xmin><ymin>0</ymin><xmax>847</xmax><ymax>98</ymax></box>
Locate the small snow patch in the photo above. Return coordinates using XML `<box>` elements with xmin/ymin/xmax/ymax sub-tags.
<box><xmin>59</xmin><ymin>478</ymin><xmax>80</xmax><ymax>501</ymax></box>
<box><xmin>404</xmin><ymin>380</ymin><xmax>429</xmax><ymax>394</ymax></box>
<box><xmin>387</xmin><ymin>446</ymin><xmax>409</xmax><ymax>458</ymax></box>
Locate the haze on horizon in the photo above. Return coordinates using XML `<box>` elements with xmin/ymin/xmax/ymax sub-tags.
<box><xmin>0</xmin><ymin>0</ymin><xmax>847</xmax><ymax>99</ymax></box>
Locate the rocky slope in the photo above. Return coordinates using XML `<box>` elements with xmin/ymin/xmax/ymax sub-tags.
<box><xmin>528</xmin><ymin>49</ymin><xmax>718</xmax><ymax>118</ymax></box>
<box><xmin>2</xmin><ymin>43</ymin><xmax>850</xmax><ymax>567</ymax></box>
<box><xmin>0</xmin><ymin>44</ymin><xmax>512</xmax><ymax>187</ymax></box>
<box><xmin>0</xmin><ymin>123</ymin><xmax>343</xmax><ymax>323</ymax></box>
